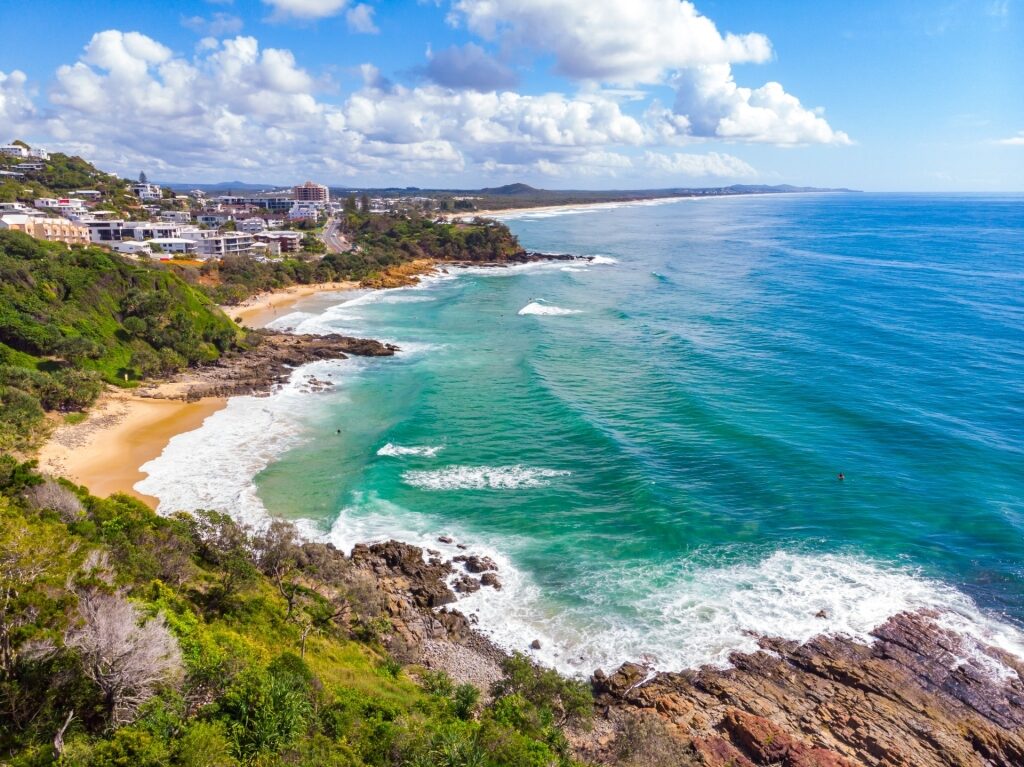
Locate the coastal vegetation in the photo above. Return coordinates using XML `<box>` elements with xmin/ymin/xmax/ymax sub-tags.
<box><xmin>0</xmin><ymin>150</ymin><xmax>143</xmax><ymax>216</ymax></box>
<box><xmin>189</xmin><ymin>213</ymin><xmax>523</xmax><ymax>304</ymax></box>
<box><xmin>0</xmin><ymin>231</ymin><xmax>241</xmax><ymax>450</ymax></box>
<box><xmin>0</xmin><ymin>459</ymin><xmax>594</xmax><ymax>767</ymax></box>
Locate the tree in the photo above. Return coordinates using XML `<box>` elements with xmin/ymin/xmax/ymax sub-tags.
<box><xmin>64</xmin><ymin>590</ymin><xmax>183</xmax><ymax>725</ymax></box>
<box><xmin>138</xmin><ymin>171</ymin><xmax>148</xmax><ymax>184</ymax></box>
<box><xmin>344</xmin><ymin>194</ymin><xmax>357</xmax><ymax>213</ymax></box>
<box><xmin>190</xmin><ymin>510</ymin><xmax>256</xmax><ymax>610</ymax></box>
<box><xmin>360</xmin><ymin>194</ymin><xmax>370</xmax><ymax>214</ymax></box>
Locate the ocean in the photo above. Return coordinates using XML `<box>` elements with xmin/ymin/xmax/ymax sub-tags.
<box><xmin>137</xmin><ymin>193</ymin><xmax>1024</xmax><ymax>675</ymax></box>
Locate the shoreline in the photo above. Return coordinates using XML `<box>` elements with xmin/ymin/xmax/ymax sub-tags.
<box><xmin>224</xmin><ymin>280</ymin><xmax>359</xmax><ymax>328</ymax></box>
<box><xmin>37</xmin><ymin>389</ymin><xmax>228</xmax><ymax>508</ymax></box>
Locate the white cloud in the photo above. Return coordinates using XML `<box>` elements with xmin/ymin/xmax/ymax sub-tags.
<box><xmin>643</xmin><ymin>150</ymin><xmax>756</xmax><ymax>178</ymax></box>
<box><xmin>449</xmin><ymin>0</ymin><xmax>847</xmax><ymax>145</ymax></box>
<box><xmin>996</xmin><ymin>132</ymin><xmax>1024</xmax><ymax>146</ymax></box>
<box><xmin>0</xmin><ymin>70</ymin><xmax>36</xmax><ymax>136</ymax></box>
<box><xmin>450</xmin><ymin>0</ymin><xmax>771</xmax><ymax>86</ymax></box>
<box><xmin>263</xmin><ymin>0</ymin><xmax>349</xmax><ymax>22</ymax></box>
<box><xmin>668</xmin><ymin>64</ymin><xmax>851</xmax><ymax>145</ymax></box>
<box><xmin>346</xmin><ymin>4</ymin><xmax>379</xmax><ymax>33</ymax></box>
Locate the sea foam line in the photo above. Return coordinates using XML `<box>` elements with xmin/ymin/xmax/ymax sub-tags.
<box><xmin>402</xmin><ymin>465</ymin><xmax>571</xmax><ymax>490</ymax></box>
<box><xmin>518</xmin><ymin>302</ymin><xmax>582</xmax><ymax>316</ymax></box>
<box><xmin>377</xmin><ymin>443</ymin><xmax>445</xmax><ymax>457</ymax></box>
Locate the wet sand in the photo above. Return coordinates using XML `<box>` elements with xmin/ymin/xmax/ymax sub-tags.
<box><xmin>225</xmin><ymin>281</ymin><xmax>357</xmax><ymax>327</ymax></box>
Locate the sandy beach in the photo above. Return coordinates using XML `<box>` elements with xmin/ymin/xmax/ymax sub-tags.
<box><xmin>37</xmin><ymin>389</ymin><xmax>227</xmax><ymax>507</ymax></box>
<box><xmin>226</xmin><ymin>280</ymin><xmax>357</xmax><ymax>327</ymax></box>
<box><xmin>36</xmin><ymin>280</ymin><xmax>359</xmax><ymax>507</ymax></box>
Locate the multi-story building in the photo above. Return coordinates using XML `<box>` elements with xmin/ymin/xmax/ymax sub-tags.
<box><xmin>158</xmin><ymin>210</ymin><xmax>193</xmax><ymax>224</ymax></box>
<box><xmin>147</xmin><ymin>237</ymin><xmax>199</xmax><ymax>256</ymax></box>
<box><xmin>83</xmin><ymin>219</ymin><xmax>128</xmax><ymax>243</ymax></box>
<box><xmin>196</xmin><ymin>214</ymin><xmax>232</xmax><ymax>227</ymax></box>
<box><xmin>28</xmin><ymin>147</ymin><xmax>49</xmax><ymax>161</ymax></box>
<box><xmin>180</xmin><ymin>229</ymin><xmax>253</xmax><ymax>259</ymax></box>
<box><xmin>127</xmin><ymin>223</ymin><xmax>183</xmax><ymax>240</ymax></box>
<box><xmin>0</xmin><ymin>214</ymin><xmax>90</xmax><ymax>245</ymax></box>
<box><xmin>16</xmin><ymin>162</ymin><xmax>44</xmax><ymax>172</ymax></box>
<box><xmin>292</xmin><ymin>181</ymin><xmax>330</xmax><ymax>203</ymax></box>
<box><xmin>0</xmin><ymin>144</ymin><xmax>29</xmax><ymax>158</ymax></box>
<box><xmin>131</xmin><ymin>182</ymin><xmax>163</xmax><ymax>201</ymax></box>
<box><xmin>287</xmin><ymin>202</ymin><xmax>320</xmax><ymax>222</ymax></box>
<box><xmin>34</xmin><ymin>197</ymin><xmax>88</xmax><ymax>216</ymax></box>
<box><xmin>238</xmin><ymin>217</ymin><xmax>267</xmax><ymax>234</ymax></box>
<box><xmin>253</xmin><ymin>231</ymin><xmax>303</xmax><ymax>255</ymax></box>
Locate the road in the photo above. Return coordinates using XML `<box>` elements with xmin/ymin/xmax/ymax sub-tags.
<box><xmin>320</xmin><ymin>216</ymin><xmax>351</xmax><ymax>254</ymax></box>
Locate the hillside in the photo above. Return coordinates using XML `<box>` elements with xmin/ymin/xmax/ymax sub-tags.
<box><xmin>0</xmin><ymin>143</ymin><xmax>147</xmax><ymax>215</ymax></box>
<box><xmin>0</xmin><ymin>231</ymin><xmax>242</xmax><ymax>451</ymax></box>
<box><xmin>0</xmin><ymin>462</ymin><xmax>595</xmax><ymax>766</ymax></box>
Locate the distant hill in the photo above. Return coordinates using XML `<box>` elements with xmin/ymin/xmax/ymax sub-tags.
<box><xmin>159</xmin><ymin>180</ymin><xmax>285</xmax><ymax>193</ymax></box>
<box><xmin>479</xmin><ymin>183</ymin><xmax>541</xmax><ymax>196</ymax></box>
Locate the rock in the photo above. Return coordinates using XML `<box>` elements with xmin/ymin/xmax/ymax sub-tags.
<box><xmin>595</xmin><ymin>662</ymin><xmax>648</xmax><ymax>697</ymax></box>
<box><xmin>530</xmin><ymin>639</ymin><xmax>542</xmax><ymax>650</ymax></box>
<box><xmin>816</xmin><ymin>609</ymin><xmax>829</xmax><ymax>619</ymax></box>
<box><xmin>438</xmin><ymin>535</ymin><xmax>454</xmax><ymax>544</ymax></box>
<box><xmin>456</xmin><ymin>544</ymin><xmax>468</xmax><ymax>550</ymax></box>
<box><xmin>480</xmin><ymin>572</ymin><xmax>502</xmax><ymax>590</ymax></box>
<box><xmin>453</xmin><ymin>554</ymin><xmax>498</xmax><ymax>573</ymax></box>
<box><xmin>453</xmin><ymin>575</ymin><xmax>481</xmax><ymax>594</ymax></box>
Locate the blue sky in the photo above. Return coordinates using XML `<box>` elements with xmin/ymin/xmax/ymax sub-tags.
<box><xmin>1</xmin><ymin>0</ymin><xmax>1021</xmax><ymax>190</ymax></box>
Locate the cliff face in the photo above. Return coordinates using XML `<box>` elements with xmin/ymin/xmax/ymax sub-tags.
<box><xmin>590</xmin><ymin>611</ymin><xmax>1024</xmax><ymax>767</ymax></box>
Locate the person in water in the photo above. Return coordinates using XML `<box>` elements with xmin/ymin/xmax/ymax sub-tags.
<box><xmin>838</xmin><ymin>472</ymin><xmax>845</xmax><ymax>481</ymax></box>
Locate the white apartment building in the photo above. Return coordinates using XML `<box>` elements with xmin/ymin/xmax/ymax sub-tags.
<box><xmin>127</xmin><ymin>222</ymin><xmax>183</xmax><ymax>240</ymax></box>
<box><xmin>158</xmin><ymin>210</ymin><xmax>193</xmax><ymax>224</ymax></box>
<box><xmin>287</xmin><ymin>202</ymin><xmax>320</xmax><ymax>221</ymax></box>
<box><xmin>148</xmin><ymin>237</ymin><xmax>198</xmax><ymax>255</ymax></box>
<box><xmin>132</xmin><ymin>182</ymin><xmax>163</xmax><ymax>201</ymax></box>
<box><xmin>0</xmin><ymin>144</ymin><xmax>29</xmax><ymax>158</ymax></box>
<box><xmin>34</xmin><ymin>197</ymin><xmax>88</xmax><ymax>216</ymax></box>
<box><xmin>196</xmin><ymin>214</ymin><xmax>232</xmax><ymax>227</ymax></box>
<box><xmin>28</xmin><ymin>147</ymin><xmax>49</xmax><ymax>161</ymax></box>
<box><xmin>179</xmin><ymin>228</ymin><xmax>253</xmax><ymax>258</ymax></box>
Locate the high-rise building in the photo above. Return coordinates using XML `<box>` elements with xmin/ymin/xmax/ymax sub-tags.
<box><xmin>292</xmin><ymin>181</ymin><xmax>330</xmax><ymax>203</ymax></box>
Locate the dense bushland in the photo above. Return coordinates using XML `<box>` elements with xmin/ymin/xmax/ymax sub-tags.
<box><xmin>0</xmin><ymin>458</ymin><xmax>594</xmax><ymax>766</ymax></box>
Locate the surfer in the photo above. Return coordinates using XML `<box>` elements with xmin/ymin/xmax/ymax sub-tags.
<box><xmin>838</xmin><ymin>472</ymin><xmax>845</xmax><ymax>481</ymax></box>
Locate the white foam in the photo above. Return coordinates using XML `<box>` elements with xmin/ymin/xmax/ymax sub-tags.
<box><xmin>453</xmin><ymin>548</ymin><xmax>1024</xmax><ymax>679</ymax></box>
<box><xmin>135</xmin><ymin>358</ymin><xmax>366</xmax><ymax>527</ymax></box>
<box><xmin>402</xmin><ymin>465</ymin><xmax>571</xmax><ymax>490</ymax></box>
<box><xmin>377</xmin><ymin>442</ymin><xmax>445</xmax><ymax>457</ymax></box>
<box><xmin>561</xmin><ymin>266</ymin><xmax>589</xmax><ymax>273</ymax></box>
<box><xmin>588</xmin><ymin>255</ymin><xmax>618</xmax><ymax>265</ymax></box>
<box><xmin>518</xmin><ymin>302</ymin><xmax>582</xmax><ymax>316</ymax></box>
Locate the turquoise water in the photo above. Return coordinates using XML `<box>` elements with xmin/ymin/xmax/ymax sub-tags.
<box><xmin>139</xmin><ymin>193</ymin><xmax>1024</xmax><ymax>673</ymax></box>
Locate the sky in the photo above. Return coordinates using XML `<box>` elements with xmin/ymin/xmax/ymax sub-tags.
<box><xmin>1</xmin><ymin>0</ymin><xmax>1022</xmax><ymax>191</ymax></box>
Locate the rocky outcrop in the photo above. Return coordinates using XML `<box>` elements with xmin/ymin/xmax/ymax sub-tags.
<box><xmin>144</xmin><ymin>331</ymin><xmax>398</xmax><ymax>401</ymax></box>
<box><xmin>592</xmin><ymin>610</ymin><xmax>1024</xmax><ymax>767</ymax></box>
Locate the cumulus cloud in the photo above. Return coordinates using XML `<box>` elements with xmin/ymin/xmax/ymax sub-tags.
<box><xmin>450</xmin><ymin>0</ymin><xmax>771</xmax><ymax>85</ymax></box>
<box><xmin>40</xmin><ymin>30</ymin><xmax>653</xmax><ymax>182</ymax></box>
<box><xmin>449</xmin><ymin>0</ymin><xmax>847</xmax><ymax>145</ymax></box>
<box><xmin>0</xmin><ymin>69</ymin><xmax>36</xmax><ymax>135</ymax></box>
<box><xmin>643</xmin><ymin>150</ymin><xmax>755</xmax><ymax>178</ymax></box>
<box><xmin>264</xmin><ymin>0</ymin><xmax>349</xmax><ymax>22</ymax></box>
<box><xmin>996</xmin><ymin>132</ymin><xmax>1024</xmax><ymax>146</ymax></box>
<box><xmin>667</xmin><ymin>64</ymin><xmax>850</xmax><ymax>145</ymax></box>
<box><xmin>423</xmin><ymin>43</ymin><xmax>518</xmax><ymax>91</ymax></box>
<box><xmin>181</xmin><ymin>13</ymin><xmax>244</xmax><ymax>36</ymax></box>
<box><xmin>346</xmin><ymin>4</ymin><xmax>379</xmax><ymax>33</ymax></box>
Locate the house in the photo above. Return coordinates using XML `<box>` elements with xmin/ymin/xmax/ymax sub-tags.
<box><xmin>0</xmin><ymin>214</ymin><xmax>90</xmax><ymax>245</ymax></box>
<box><xmin>126</xmin><ymin>223</ymin><xmax>184</xmax><ymax>240</ymax></box>
<box><xmin>131</xmin><ymin>182</ymin><xmax>163</xmax><ymax>201</ymax></box>
<box><xmin>158</xmin><ymin>210</ymin><xmax>193</xmax><ymax>224</ymax></box>
<box><xmin>28</xmin><ymin>147</ymin><xmax>49</xmax><ymax>161</ymax></box>
<box><xmin>73</xmin><ymin>190</ymin><xmax>103</xmax><ymax>199</ymax></box>
<box><xmin>109</xmin><ymin>241</ymin><xmax>153</xmax><ymax>257</ymax></box>
<box><xmin>15</xmin><ymin>162</ymin><xmax>44</xmax><ymax>172</ymax></box>
<box><xmin>196</xmin><ymin>214</ymin><xmax>232</xmax><ymax>227</ymax></box>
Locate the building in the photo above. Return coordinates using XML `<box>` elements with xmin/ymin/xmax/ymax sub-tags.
<box><xmin>83</xmin><ymin>219</ymin><xmax>128</xmax><ymax>243</ymax></box>
<box><xmin>0</xmin><ymin>214</ymin><xmax>90</xmax><ymax>245</ymax></box>
<box><xmin>253</xmin><ymin>230</ymin><xmax>303</xmax><ymax>255</ymax></box>
<box><xmin>292</xmin><ymin>181</ymin><xmax>330</xmax><ymax>203</ymax></box>
<box><xmin>237</xmin><ymin>217</ymin><xmax>267</xmax><ymax>234</ymax></box>
<box><xmin>0</xmin><ymin>144</ymin><xmax>29</xmax><ymax>158</ymax></box>
<box><xmin>158</xmin><ymin>210</ymin><xmax>193</xmax><ymax>224</ymax></box>
<box><xmin>127</xmin><ymin>223</ymin><xmax>183</xmax><ymax>240</ymax></box>
<box><xmin>147</xmin><ymin>237</ymin><xmax>198</xmax><ymax>256</ymax></box>
<box><xmin>73</xmin><ymin>190</ymin><xmax>102</xmax><ymax>199</ymax></box>
<box><xmin>15</xmin><ymin>162</ymin><xmax>44</xmax><ymax>172</ymax></box>
<box><xmin>34</xmin><ymin>197</ymin><xmax>88</xmax><ymax>216</ymax></box>
<box><xmin>196</xmin><ymin>214</ymin><xmax>232</xmax><ymax>227</ymax></box>
<box><xmin>28</xmin><ymin>147</ymin><xmax>49</xmax><ymax>161</ymax></box>
<box><xmin>109</xmin><ymin>241</ymin><xmax>152</xmax><ymax>257</ymax></box>
<box><xmin>179</xmin><ymin>229</ymin><xmax>254</xmax><ymax>258</ymax></box>
<box><xmin>131</xmin><ymin>182</ymin><xmax>163</xmax><ymax>201</ymax></box>
<box><xmin>287</xmin><ymin>202</ymin><xmax>320</xmax><ymax>221</ymax></box>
